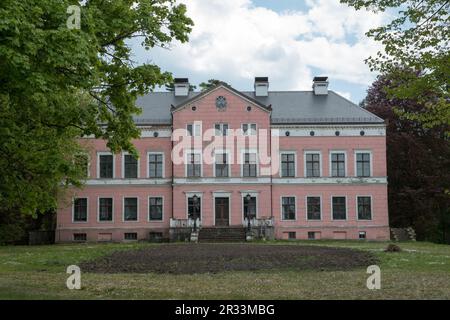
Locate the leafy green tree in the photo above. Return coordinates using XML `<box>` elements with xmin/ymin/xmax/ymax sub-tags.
<box><xmin>0</xmin><ymin>0</ymin><xmax>193</xmax><ymax>215</ymax></box>
<box><xmin>341</xmin><ymin>0</ymin><xmax>450</xmax><ymax>133</ymax></box>
<box><xmin>199</xmin><ymin>79</ymin><xmax>228</xmax><ymax>91</ymax></box>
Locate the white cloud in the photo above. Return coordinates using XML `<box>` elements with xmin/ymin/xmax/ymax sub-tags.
<box><xmin>134</xmin><ymin>0</ymin><xmax>387</xmax><ymax>92</ymax></box>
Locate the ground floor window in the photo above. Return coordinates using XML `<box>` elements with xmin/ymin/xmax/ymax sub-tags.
<box><xmin>73</xmin><ymin>198</ymin><xmax>87</xmax><ymax>222</ymax></box>
<box><xmin>307</xmin><ymin>197</ymin><xmax>321</xmax><ymax>220</ymax></box>
<box><xmin>332</xmin><ymin>196</ymin><xmax>346</xmax><ymax>220</ymax></box>
<box><xmin>359</xmin><ymin>231</ymin><xmax>367</xmax><ymax>239</ymax></box>
<box><xmin>73</xmin><ymin>233</ymin><xmax>86</xmax><ymax>241</ymax></box>
<box><xmin>281</xmin><ymin>197</ymin><xmax>296</xmax><ymax>220</ymax></box>
<box><xmin>288</xmin><ymin>232</ymin><xmax>296</xmax><ymax>240</ymax></box>
<box><xmin>98</xmin><ymin>198</ymin><xmax>113</xmax><ymax>221</ymax></box>
<box><xmin>357</xmin><ymin>196</ymin><xmax>372</xmax><ymax>220</ymax></box>
<box><xmin>124</xmin><ymin>197</ymin><xmax>138</xmax><ymax>221</ymax></box>
<box><xmin>124</xmin><ymin>232</ymin><xmax>137</xmax><ymax>240</ymax></box>
<box><xmin>149</xmin><ymin>197</ymin><xmax>163</xmax><ymax>221</ymax></box>
<box><xmin>308</xmin><ymin>232</ymin><xmax>315</xmax><ymax>240</ymax></box>
<box><xmin>243</xmin><ymin>196</ymin><xmax>257</xmax><ymax>220</ymax></box>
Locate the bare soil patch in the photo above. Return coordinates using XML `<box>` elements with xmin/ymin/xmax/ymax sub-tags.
<box><xmin>80</xmin><ymin>243</ymin><xmax>377</xmax><ymax>274</ymax></box>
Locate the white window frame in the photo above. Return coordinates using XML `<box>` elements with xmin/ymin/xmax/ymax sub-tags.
<box><xmin>279</xmin><ymin>151</ymin><xmax>297</xmax><ymax>178</ymax></box>
<box><xmin>97</xmin><ymin>151</ymin><xmax>115</xmax><ymax>179</ymax></box>
<box><xmin>329</xmin><ymin>150</ymin><xmax>347</xmax><ymax>178</ymax></box>
<box><xmin>122</xmin><ymin>196</ymin><xmax>139</xmax><ymax>222</ymax></box>
<box><xmin>330</xmin><ymin>195</ymin><xmax>348</xmax><ymax>221</ymax></box>
<box><xmin>213</xmin><ymin>150</ymin><xmax>230</xmax><ymax>178</ymax></box>
<box><xmin>354</xmin><ymin>150</ymin><xmax>373</xmax><ymax>178</ymax></box>
<box><xmin>185</xmin><ymin>192</ymin><xmax>203</xmax><ymax>221</ymax></box>
<box><xmin>240</xmin><ymin>149</ymin><xmax>259</xmax><ymax>177</ymax></box>
<box><xmin>214</xmin><ymin>123</ymin><xmax>229</xmax><ymax>136</ymax></box>
<box><xmin>186</xmin><ymin>122</ymin><xmax>202</xmax><ymax>137</ymax></box>
<box><xmin>97</xmin><ymin>196</ymin><xmax>114</xmax><ymax>223</ymax></box>
<box><xmin>304</xmin><ymin>151</ymin><xmax>322</xmax><ymax>178</ymax></box>
<box><xmin>241</xmin><ymin>191</ymin><xmax>259</xmax><ymax>224</ymax></box>
<box><xmin>305</xmin><ymin>195</ymin><xmax>322</xmax><ymax>221</ymax></box>
<box><xmin>122</xmin><ymin>152</ymin><xmax>140</xmax><ymax>179</ymax></box>
<box><xmin>185</xmin><ymin>150</ymin><xmax>203</xmax><ymax>178</ymax></box>
<box><xmin>356</xmin><ymin>195</ymin><xmax>373</xmax><ymax>221</ymax></box>
<box><xmin>72</xmin><ymin>197</ymin><xmax>88</xmax><ymax>223</ymax></box>
<box><xmin>280</xmin><ymin>195</ymin><xmax>297</xmax><ymax>221</ymax></box>
<box><xmin>241</xmin><ymin>123</ymin><xmax>257</xmax><ymax>136</ymax></box>
<box><xmin>147</xmin><ymin>152</ymin><xmax>165</xmax><ymax>178</ymax></box>
<box><xmin>148</xmin><ymin>196</ymin><xmax>164</xmax><ymax>222</ymax></box>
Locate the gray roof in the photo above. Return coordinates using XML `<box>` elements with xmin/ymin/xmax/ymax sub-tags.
<box><xmin>134</xmin><ymin>88</ymin><xmax>383</xmax><ymax>125</ymax></box>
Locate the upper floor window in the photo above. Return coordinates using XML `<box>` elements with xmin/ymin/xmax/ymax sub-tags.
<box><xmin>148</xmin><ymin>153</ymin><xmax>163</xmax><ymax>178</ymax></box>
<box><xmin>242</xmin><ymin>123</ymin><xmax>257</xmax><ymax>136</ymax></box>
<box><xmin>149</xmin><ymin>197</ymin><xmax>163</xmax><ymax>221</ymax></box>
<box><xmin>357</xmin><ymin>196</ymin><xmax>372</xmax><ymax>220</ymax></box>
<box><xmin>123</xmin><ymin>197</ymin><xmax>138</xmax><ymax>221</ymax></box>
<box><xmin>98</xmin><ymin>198</ymin><xmax>113</xmax><ymax>222</ymax></box>
<box><xmin>187</xmin><ymin>123</ymin><xmax>201</xmax><ymax>137</ymax></box>
<box><xmin>306</xmin><ymin>196</ymin><xmax>321</xmax><ymax>220</ymax></box>
<box><xmin>187</xmin><ymin>152</ymin><xmax>201</xmax><ymax>177</ymax></box>
<box><xmin>98</xmin><ymin>153</ymin><xmax>114</xmax><ymax>178</ymax></box>
<box><xmin>305</xmin><ymin>153</ymin><xmax>321</xmax><ymax>178</ymax></box>
<box><xmin>331</xmin><ymin>152</ymin><xmax>346</xmax><ymax>177</ymax></box>
<box><xmin>356</xmin><ymin>152</ymin><xmax>371</xmax><ymax>177</ymax></box>
<box><xmin>73</xmin><ymin>198</ymin><xmax>87</xmax><ymax>222</ymax></box>
<box><xmin>215</xmin><ymin>152</ymin><xmax>229</xmax><ymax>177</ymax></box>
<box><xmin>281</xmin><ymin>153</ymin><xmax>295</xmax><ymax>177</ymax></box>
<box><xmin>281</xmin><ymin>197</ymin><xmax>296</xmax><ymax>220</ymax></box>
<box><xmin>242</xmin><ymin>152</ymin><xmax>257</xmax><ymax>177</ymax></box>
<box><xmin>123</xmin><ymin>154</ymin><xmax>138</xmax><ymax>178</ymax></box>
<box><xmin>215</xmin><ymin>123</ymin><xmax>229</xmax><ymax>136</ymax></box>
<box><xmin>332</xmin><ymin>196</ymin><xmax>346</xmax><ymax>220</ymax></box>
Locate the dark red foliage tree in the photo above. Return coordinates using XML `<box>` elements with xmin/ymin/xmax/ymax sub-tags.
<box><xmin>361</xmin><ymin>74</ymin><xmax>450</xmax><ymax>243</ymax></box>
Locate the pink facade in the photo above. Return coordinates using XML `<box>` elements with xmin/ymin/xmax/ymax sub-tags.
<box><xmin>56</xmin><ymin>80</ymin><xmax>389</xmax><ymax>242</ymax></box>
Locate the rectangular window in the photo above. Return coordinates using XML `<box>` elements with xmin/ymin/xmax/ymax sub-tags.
<box><xmin>306</xmin><ymin>153</ymin><xmax>321</xmax><ymax>177</ymax></box>
<box><xmin>332</xmin><ymin>196</ymin><xmax>346</xmax><ymax>220</ymax></box>
<box><xmin>242</xmin><ymin>123</ymin><xmax>257</xmax><ymax>136</ymax></box>
<box><xmin>243</xmin><ymin>153</ymin><xmax>257</xmax><ymax>177</ymax></box>
<box><xmin>359</xmin><ymin>231</ymin><xmax>367</xmax><ymax>240</ymax></box>
<box><xmin>124</xmin><ymin>197</ymin><xmax>138</xmax><ymax>221</ymax></box>
<box><xmin>148</xmin><ymin>153</ymin><xmax>163</xmax><ymax>178</ymax></box>
<box><xmin>98</xmin><ymin>198</ymin><xmax>113</xmax><ymax>222</ymax></box>
<box><xmin>124</xmin><ymin>154</ymin><xmax>138</xmax><ymax>178</ymax></box>
<box><xmin>282</xmin><ymin>197</ymin><xmax>296</xmax><ymax>220</ymax></box>
<box><xmin>187</xmin><ymin>153</ymin><xmax>201</xmax><ymax>177</ymax></box>
<box><xmin>73</xmin><ymin>233</ymin><xmax>87</xmax><ymax>241</ymax></box>
<box><xmin>356</xmin><ymin>153</ymin><xmax>371</xmax><ymax>177</ymax></box>
<box><xmin>187</xmin><ymin>196</ymin><xmax>201</xmax><ymax>220</ymax></box>
<box><xmin>124</xmin><ymin>232</ymin><xmax>137</xmax><ymax>240</ymax></box>
<box><xmin>357</xmin><ymin>196</ymin><xmax>372</xmax><ymax>220</ymax></box>
<box><xmin>215</xmin><ymin>153</ymin><xmax>229</xmax><ymax>177</ymax></box>
<box><xmin>331</xmin><ymin>153</ymin><xmax>346</xmax><ymax>177</ymax></box>
<box><xmin>149</xmin><ymin>197</ymin><xmax>163</xmax><ymax>221</ymax></box>
<box><xmin>73</xmin><ymin>198</ymin><xmax>87</xmax><ymax>222</ymax></box>
<box><xmin>99</xmin><ymin>154</ymin><xmax>113</xmax><ymax>178</ymax></box>
<box><xmin>308</xmin><ymin>232</ymin><xmax>315</xmax><ymax>240</ymax></box>
<box><xmin>288</xmin><ymin>232</ymin><xmax>296</xmax><ymax>240</ymax></box>
<box><xmin>307</xmin><ymin>196</ymin><xmax>321</xmax><ymax>220</ymax></box>
<box><xmin>243</xmin><ymin>196</ymin><xmax>257</xmax><ymax>220</ymax></box>
<box><xmin>281</xmin><ymin>153</ymin><xmax>295</xmax><ymax>177</ymax></box>
<box><xmin>187</xmin><ymin>123</ymin><xmax>201</xmax><ymax>136</ymax></box>
<box><xmin>215</xmin><ymin>123</ymin><xmax>229</xmax><ymax>136</ymax></box>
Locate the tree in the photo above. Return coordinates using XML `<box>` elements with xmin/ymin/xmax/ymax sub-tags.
<box><xmin>199</xmin><ymin>79</ymin><xmax>228</xmax><ymax>91</ymax></box>
<box><xmin>361</xmin><ymin>72</ymin><xmax>450</xmax><ymax>243</ymax></box>
<box><xmin>341</xmin><ymin>0</ymin><xmax>450</xmax><ymax>134</ymax></box>
<box><xmin>0</xmin><ymin>0</ymin><xmax>193</xmax><ymax>215</ymax></box>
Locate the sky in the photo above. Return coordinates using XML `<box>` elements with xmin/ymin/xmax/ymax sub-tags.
<box><xmin>129</xmin><ymin>0</ymin><xmax>388</xmax><ymax>104</ymax></box>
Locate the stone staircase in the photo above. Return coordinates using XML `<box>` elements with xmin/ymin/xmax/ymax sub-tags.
<box><xmin>198</xmin><ymin>227</ymin><xmax>246</xmax><ymax>242</ymax></box>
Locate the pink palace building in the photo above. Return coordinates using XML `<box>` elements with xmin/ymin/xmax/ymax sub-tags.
<box><xmin>56</xmin><ymin>77</ymin><xmax>390</xmax><ymax>242</ymax></box>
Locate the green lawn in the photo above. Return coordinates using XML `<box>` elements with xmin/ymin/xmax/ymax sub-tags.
<box><xmin>0</xmin><ymin>241</ymin><xmax>449</xmax><ymax>299</ymax></box>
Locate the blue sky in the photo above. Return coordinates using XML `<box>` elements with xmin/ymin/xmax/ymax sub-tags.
<box><xmin>130</xmin><ymin>0</ymin><xmax>386</xmax><ymax>104</ymax></box>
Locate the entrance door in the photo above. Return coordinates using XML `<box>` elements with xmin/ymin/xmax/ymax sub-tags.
<box><xmin>215</xmin><ymin>197</ymin><xmax>229</xmax><ymax>226</ymax></box>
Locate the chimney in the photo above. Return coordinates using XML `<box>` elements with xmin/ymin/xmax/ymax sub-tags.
<box><xmin>174</xmin><ymin>78</ymin><xmax>190</xmax><ymax>96</ymax></box>
<box><xmin>254</xmin><ymin>77</ymin><xmax>269</xmax><ymax>97</ymax></box>
<box><xmin>312</xmin><ymin>76</ymin><xmax>329</xmax><ymax>95</ymax></box>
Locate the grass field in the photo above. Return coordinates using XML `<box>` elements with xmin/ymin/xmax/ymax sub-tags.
<box><xmin>0</xmin><ymin>240</ymin><xmax>449</xmax><ymax>299</ymax></box>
